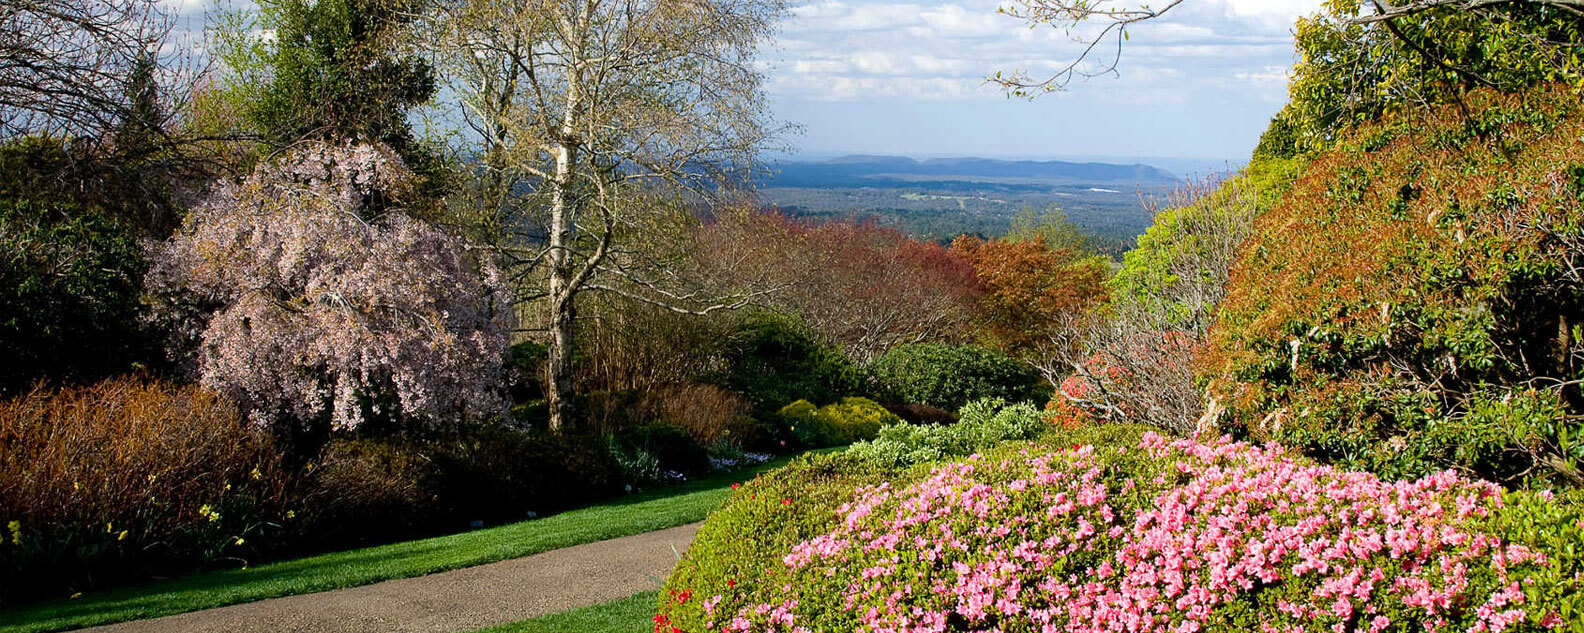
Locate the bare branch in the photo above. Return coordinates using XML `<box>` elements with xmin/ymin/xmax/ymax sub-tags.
<box><xmin>991</xmin><ymin>0</ymin><xmax>1185</xmax><ymax>95</ymax></box>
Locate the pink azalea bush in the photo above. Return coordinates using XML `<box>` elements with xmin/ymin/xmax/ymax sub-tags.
<box><xmin>149</xmin><ymin>142</ymin><xmax>514</xmax><ymax>430</ymax></box>
<box><xmin>665</xmin><ymin>433</ymin><xmax>1571</xmax><ymax>633</ymax></box>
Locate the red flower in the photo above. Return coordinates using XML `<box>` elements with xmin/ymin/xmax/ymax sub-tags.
<box><xmin>781</xmin><ymin>498</ymin><xmax>791</xmax><ymax>505</ymax></box>
<box><xmin>727</xmin><ymin>578</ymin><xmax>737</xmax><ymax>588</ymax></box>
<box><xmin>731</xmin><ymin>482</ymin><xmax>741</xmax><ymax>490</ymax></box>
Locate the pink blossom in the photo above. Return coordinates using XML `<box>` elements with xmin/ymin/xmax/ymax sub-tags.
<box><xmin>149</xmin><ymin>142</ymin><xmax>513</xmax><ymax>430</ymax></box>
<box><xmin>713</xmin><ymin>434</ymin><xmax>1557</xmax><ymax>632</ymax></box>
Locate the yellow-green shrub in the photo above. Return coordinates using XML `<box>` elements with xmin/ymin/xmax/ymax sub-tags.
<box><xmin>779</xmin><ymin>397</ymin><xmax>897</xmax><ymax>447</ymax></box>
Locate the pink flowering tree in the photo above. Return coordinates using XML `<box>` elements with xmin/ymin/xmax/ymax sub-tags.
<box><xmin>149</xmin><ymin>142</ymin><xmax>515</xmax><ymax>431</ymax></box>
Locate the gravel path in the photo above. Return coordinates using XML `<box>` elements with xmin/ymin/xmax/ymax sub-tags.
<box><xmin>82</xmin><ymin>522</ymin><xmax>700</xmax><ymax>633</ymax></box>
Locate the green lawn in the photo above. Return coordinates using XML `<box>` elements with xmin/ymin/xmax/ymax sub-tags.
<box><xmin>0</xmin><ymin>455</ymin><xmax>805</xmax><ymax>633</ymax></box>
<box><xmin>469</xmin><ymin>591</ymin><xmax>657</xmax><ymax>633</ymax></box>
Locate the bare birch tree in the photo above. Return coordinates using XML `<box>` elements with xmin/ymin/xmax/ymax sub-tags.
<box><xmin>426</xmin><ymin>0</ymin><xmax>787</xmax><ymax>431</ymax></box>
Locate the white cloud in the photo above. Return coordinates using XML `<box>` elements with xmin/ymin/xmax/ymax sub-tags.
<box><xmin>916</xmin><ymin>4</ymin><xmax>1006</xmax><ymax>38</ymax></box>
<box><xmin>160</xmin><ymin>0</ymin><xmax>210</xmax><ymax>15</ymax></box>
<box><xmin>770</xmin><ymin>0</ymin><xmax>1324</xmax><ymax>105</ymax></box>
<box><xmin>1219</xmin><ymin>0</ymin><xmax>1327</xmax><ymax>27</ymax></box>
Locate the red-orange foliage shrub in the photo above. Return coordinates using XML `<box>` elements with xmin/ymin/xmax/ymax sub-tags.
<box><xmin>1055</xmin><ymin>330</ymin><xmax>1201</xmax><ymax>433</ymax></box>
<box><xmin>950</xmin><ymin>235</ymin><xmax>1108</xmax><ymax>357</ymax></box>
<box><xmin>0</xmin><ymin>377</ymin><xmax>287</xmax><ymax>601</ymax></box>
<box><xmin>1044</xmin><ymin>397</ymin><xmax>1092</xmax><ymax>430</ymax></box>
<box><xmin>702</xmin><ymin>211</ymin><xmax>981</xmax><ymax>363</ymax></box>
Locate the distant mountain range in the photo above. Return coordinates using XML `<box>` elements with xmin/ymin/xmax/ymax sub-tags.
<box><xmin>760</xmin><ymin>155</ymin><xmax>1180</xmax><ymax>189</ymax></box>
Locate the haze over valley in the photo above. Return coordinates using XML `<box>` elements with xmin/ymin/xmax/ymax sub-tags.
<box><xmin>758</xmin><ymin>154</ymin><xmax>1195</xmax><ymax>252</ymax></box>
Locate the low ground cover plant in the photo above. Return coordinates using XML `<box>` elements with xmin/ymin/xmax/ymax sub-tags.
<box><xmin>662</xmin><ymin>431</ymin><xmax>1579</xmax><ymax>632</ymax></box>
<box><xmin>849</xmin><ymin>398</ymin><xmax>1052</xmax><ymax>468</ymax></box>
<box><xmin>655</xmin><ymin>451</ymin><xmax>903</xmax><ymax>633</ymax></box>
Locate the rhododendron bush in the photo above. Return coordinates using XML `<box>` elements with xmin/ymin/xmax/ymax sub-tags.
<box><xmin>149</xmin><ymin>142</ymin><xmax>514</xmax><ymax>430</ymax></box>
<box><xmin>661</xmin><ymin>434</ymin><xmax>1576</xmax><ymax>632</ymax></box>
<box><xmin>1204</xmin><ymin>88</ymin><xmax>1584</xmax><ymax>488</ymax></box>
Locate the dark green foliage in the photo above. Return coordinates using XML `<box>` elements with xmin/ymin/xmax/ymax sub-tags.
<box><xmin>711</xmin><ymin>311</ymin><xmax>865</xmax><ymax>417</ymax></box>
<box><xmin>431</xmin><ymin>428</ymin><xmax>623</xmax><ymax>520</ymax></box>
<box><xmin>295</xmin><ymin>434</ymin><xmax>441</xmax><ymax>542</ymax></box>
<box><xmin>0</xmin><ymin>135</ymin><xmax>184</xmax><ymax>238</ymax></box>
<box><xmin>881</xmin><ymin>402</ymin><xmax>957</xmax><ymax>424</ymax></box>
<box><xmin>112</xmin><ymin>54</ymin><xmax>165</xmax><ymax>161</ymax></box>
<box><xmin>0</xmin><ymin>137</ymin><xmax>74</xmax><ymax>202</ymax></box>
<box><xmin>608</xmin><ymin>423</ymin><xmax>712</xmax><ymax>486</ymax></box>
<box><xmin>242</xmin><ymin>0</ymin><xmax>439</xmax><ymax>181</ymax></box>
<box><xmin>0</xmin><ymin>198</ymin><xmax>153</xmax><ymax>394</ymax></box>
<box><xmin>508</xmin><ymin>341</ymin><xmax>549</xmax><ymax>370</ymax></box>
<box><xmin>298</xmin><ymin>427</ymin><xmax>623</xmax><ymax>544</ymax></box>
<box><xmin>506</xmin><ymin>342</ymin><xmax>548</xmax><ymax>404</ymax></box>
<box><xmin>871</xmin><ymin>343</ymin><xmax>1045</xmax><ymax>411</ymax></box>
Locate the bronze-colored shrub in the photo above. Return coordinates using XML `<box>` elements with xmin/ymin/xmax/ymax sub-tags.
<box><xmin>577</xmin><ymin>383</ymin><xmax>768</xmax><ymax>450</ymax></box>
<box><xmin>295</xmin><ymin>436</ymin><xmax>441</xmax><ymax>543</ymax></box>
<box><xmin>298</xmin><ymin>428</ymin><xmax>625</xmax><ymax>542</ymax></box>
<box><xmin>0</xmin><ymin>377</ymin><xmax>286</xmax><ymax>601</ymax></box>
<box><xmin>638</xmin><ymin>383</ymin><xmax>755</xmax><ymax>446</ymax></box>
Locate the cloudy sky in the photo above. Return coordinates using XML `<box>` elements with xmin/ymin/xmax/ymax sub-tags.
<box><xmin>165</xmin><ymin>0</ymin><xmax>1325</xmax><ymax>166</ymax></box>
<box><xmin>765</xmin><ymin>0</ymin><xmax>1327</xmax><ymax>163</ymax></box>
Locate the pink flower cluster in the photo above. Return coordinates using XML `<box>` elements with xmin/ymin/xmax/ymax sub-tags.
<box><xmin>709</xmin><ymin>434</ymin><xmax>1557</xmax><ymax>633</ymax></box>
<box><xmin>149</xmin><ymin>141</ymin><xmax>515</xmax><ymax>429</ymax></box>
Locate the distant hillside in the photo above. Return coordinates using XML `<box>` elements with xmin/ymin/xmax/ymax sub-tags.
<box><xmin>761</xmin><ymin>155</ymin><xmax>1180</xmax><ymax>188</ymax></box>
